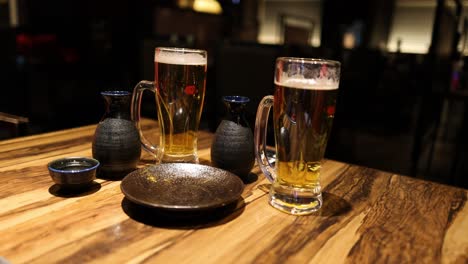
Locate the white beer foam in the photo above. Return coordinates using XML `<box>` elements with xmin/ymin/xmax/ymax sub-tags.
<box><xmin>275</xmin><ymin>75</ymin><xmax>339</xmax><ymax>90</ymax></box>
<box><xmin>155</xmin><ymin>51</ymin><xmax>207</xmax><ymax>65</ymax></box>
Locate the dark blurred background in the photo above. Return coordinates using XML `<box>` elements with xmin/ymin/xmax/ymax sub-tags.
<box><xmin>0</xmin><ymin>0</ymin><xmax>467</xmax><ymax>188</ymax></box>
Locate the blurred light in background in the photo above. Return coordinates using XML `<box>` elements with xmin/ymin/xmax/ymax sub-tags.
<box><xmin>387</xmin><ymin>0</ymin><xmax>436</xmax><ymax>54</ymax></box>
<box><xmin>178</xmin><ymin>0</ymin><xmax>223</xmax><ymax>14</ymax></box>
<box><xmin>193</xmin><ymin>0</ymin><xmax>223</xmax><ymax>14</ymax></box>
<box><xmin>258</xmin><ymin>0</ymin><xmax>321</xmax><ymax>46</ymax></box>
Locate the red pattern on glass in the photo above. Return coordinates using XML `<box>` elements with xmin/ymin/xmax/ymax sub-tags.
<box><xmin>184</xmin><ymin>85</ymin><xmax>196</xmax><ymax>95</ymax></box>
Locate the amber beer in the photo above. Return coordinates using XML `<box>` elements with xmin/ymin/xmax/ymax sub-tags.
<box><xmin>255</xmin><ymin>57</ymin><xmax>340</xmax><ymax>215</ymax></box>
<box><xmin>154</xmin><ymin>51</ymin><xmax>207</xmax><ymax>162</ymax></box>
<box><xmin>273</xmin><ymin>79</ymin><xmax>338</xmax><ymax>190</ymax></box>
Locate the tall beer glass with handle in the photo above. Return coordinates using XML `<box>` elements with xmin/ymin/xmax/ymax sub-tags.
<box><xmin>132</xmin><ymin>47</ymin><xmax>207</xmax><ymax>163</ymax></box>
<box><xmin>255</xmin><ymin>58</ymin><xmax>340</xmax><ymax>215</ymax></box>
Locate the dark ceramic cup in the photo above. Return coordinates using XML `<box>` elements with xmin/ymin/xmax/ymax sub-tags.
<box><xmin>48</xmin><ymin>157</ymin><xmax>100</xmax><ymax>189</ymax></box>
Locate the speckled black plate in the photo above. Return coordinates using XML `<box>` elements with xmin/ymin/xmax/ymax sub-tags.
<box><xmin>120</xmin><ymin>163</ymin><xmax>244</xmax><ymax>211</ymax></box>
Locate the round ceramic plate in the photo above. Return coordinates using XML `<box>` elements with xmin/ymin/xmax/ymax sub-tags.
<box><xmin>120</xmin><ymin>163</ymin><xmax>244</xmax><ymax>211</ymax></box>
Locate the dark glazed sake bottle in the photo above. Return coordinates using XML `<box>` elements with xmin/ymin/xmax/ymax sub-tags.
<box><xmin>92</xmin><ymin>91</ymin><xmax>141</xmax><ymax>179</ymax></box>
<box><xmin>211</xmin><ymin>96</ymin><xmax>255</xmax><ymax>178</ymax></box>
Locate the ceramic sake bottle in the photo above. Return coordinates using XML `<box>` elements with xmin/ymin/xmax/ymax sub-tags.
<box><xmin>211</xmin><ymin>96</ymin><xmax>255</xmax><ymax>178</ymax></box>
<box><xmin>92</xmin><ymin>91</ymin><xmax>141</xmax><ymax>179</ymax></box>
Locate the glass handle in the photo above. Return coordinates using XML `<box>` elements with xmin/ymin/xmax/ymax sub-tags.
<box><xmin>131</xmin><ymin>80</ymin><xmax>162</xmax><ymax>161</ymax></box>
<box><xmin>254</xmin><ymin>95</ymin><xmax>275</xmax><ymax>182</ymax></box>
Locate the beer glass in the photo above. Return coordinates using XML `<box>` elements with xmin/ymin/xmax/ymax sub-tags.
<box><xmin>254</xmin><ymin>58</ymin><xmax>340</xmax><ymax>215</ymax></box>
<box><xmin>132</xmin><ymin>47</ymin><xmax>207</xmax><ymax>163</ymax></box>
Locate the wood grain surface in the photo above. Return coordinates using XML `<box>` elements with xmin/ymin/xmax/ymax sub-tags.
<box><xmin>0</xmin><ymin>119</ymin><xmax>467</xmax><ymax>264</ymax></box>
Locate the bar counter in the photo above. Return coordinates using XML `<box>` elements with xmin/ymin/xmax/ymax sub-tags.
<box><xmin>0</xmin><ymin>119</ymin><xmax>467</xmax><ymax>263</ymax></box>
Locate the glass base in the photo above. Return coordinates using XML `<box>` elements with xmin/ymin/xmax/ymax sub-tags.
<box><xmin>161</xmin><ymin>153</ymin><xmax>199</xmax><ymax>164</ymax></box>
<box><xmin>269</xmin><ymin>185</ymin><xmax>322</xmax><ymax>215</ymax></box>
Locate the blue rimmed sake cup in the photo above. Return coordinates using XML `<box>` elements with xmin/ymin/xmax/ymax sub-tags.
<box><xmin>48</xmin><ymin>157</ymin><xmax>100</xmax><ymax>189</ymax></box>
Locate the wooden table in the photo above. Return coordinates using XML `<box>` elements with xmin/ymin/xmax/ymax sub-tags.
<box><xmin>1</xmin><ymin>119</ymin><xmax>467</xmax><ymax>263</ymax></box>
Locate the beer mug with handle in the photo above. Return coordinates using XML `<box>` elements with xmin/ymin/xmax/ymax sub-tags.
<box><xmin>254</xmin><ymin>58</ymin><xmax>340</xmax><ymax>215</ymax></box>
<box><xmin>132</xmin><ymin>47</ymin><xmax>207</xmax><ymax>163</ymax></box>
